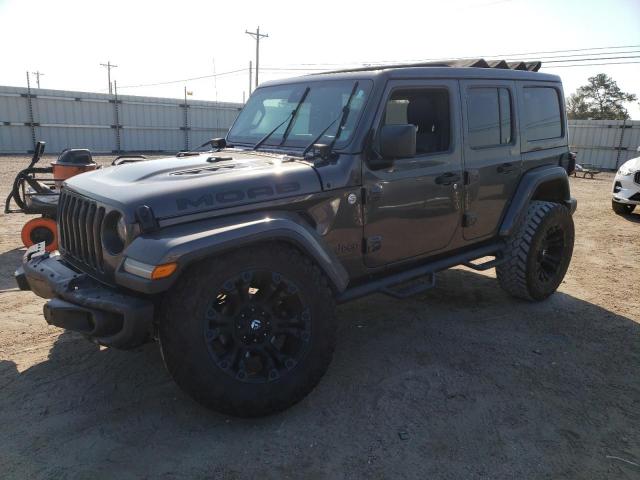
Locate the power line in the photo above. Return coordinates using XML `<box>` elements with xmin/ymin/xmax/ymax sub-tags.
<box><xmin>477</xmin><ymin>44</ymin><xmax>640</xmax><ymax>59</ymax></box>
<box><xmin>370</xmin><ymin>44</ymin><xmax>640</xmax><ymax>65</ymax></box>
<box><xmin>543</xmin><ymin>61</ymin><xmax>640</xmax><ymax>69</ymax></box>
<box><xmin>544</xmin><ymin>55</ymin><xmax>640</xmax><ymax>64</ymax></box>
<box><xmin>263</xmin><ymin>45</ymin><xmax>640</xmax><ymax>68</ymax></box>
<box><xmin>263</xmin><ymin>54</ymin><xmax>640</xmax><ymax>72</ymax></box>
<box><xmin>103</xmin><ymin>44</ymin><xmax>640</xmax><ymax>95</ymax></box>
<box><xmin>117</xmin><ymin>68</ymin><xmax>248</xmax><ymax>89</ymax></box>
<box><xmin>499</xmin><ymin>49</ymin><xmax>640</xmax><ymax>61</ymax></box>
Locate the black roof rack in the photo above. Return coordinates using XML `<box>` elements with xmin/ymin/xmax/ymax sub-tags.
<box><xmin>316</xmin><ymin>58</ymin><xmax>542</xmax><ymax>75</ymax></box>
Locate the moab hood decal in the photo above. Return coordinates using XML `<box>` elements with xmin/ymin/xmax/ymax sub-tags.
<box><xmin>65</xmin><ymin>151</ymin><xmax>321</xmax><ymax>220</ymax></box>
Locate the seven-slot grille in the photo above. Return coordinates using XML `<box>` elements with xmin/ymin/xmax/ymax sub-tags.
<box><xmin>58</xmin><ymin>189</ymin><xmax>105</xmax><ymax>272</ymax></box>
<box><xmin>634</xmin><ymin>171</ymin><xmax>640</xmax><ymax>185</ymax></box>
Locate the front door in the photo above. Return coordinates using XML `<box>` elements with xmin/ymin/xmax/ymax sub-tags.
<box><xmin>460</xmin><ymin>80</ymin><xmax>521</xmax><ymax>240</ymax></box>
<box><xmin>363</xmin><ymin>80</ymin><xmax>463</xmax><ymax>268</ymax></box>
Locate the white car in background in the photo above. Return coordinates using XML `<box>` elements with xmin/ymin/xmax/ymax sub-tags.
<box><xmin>612</xmin><ymin>147</ymin><xmax>640</xmax><ymax>215</ymax></box>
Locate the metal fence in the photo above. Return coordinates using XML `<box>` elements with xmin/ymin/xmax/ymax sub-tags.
<box><xmin>568</xmin><ymin>119</ymin><xmax>640</xmax><ymax>170</ymax></box>
<box><xmin>0</xmin><ymin>85</ymin><xmax>242</xmax><ymax>154</ymax></box>
<box><xmin>2</xmin><ymin>85</ymin><xmax>638</xmax><ymax>169</ymax></box>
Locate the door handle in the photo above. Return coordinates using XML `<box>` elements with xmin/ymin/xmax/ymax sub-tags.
<box><xmin>435</xmin><ymin>172</ymin><xmax>461</xmax><ymax>186</ymax></box>
<box><xmin>497</xmin><ymin>162</ymin><xmax>515</xmax><ymax>174</ymax></box>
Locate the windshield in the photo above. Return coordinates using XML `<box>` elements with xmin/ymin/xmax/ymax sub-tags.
<box><xmin>228</xmin><ymin>79</ymin><xmax>372</xmax><ymax>149</ymax></box>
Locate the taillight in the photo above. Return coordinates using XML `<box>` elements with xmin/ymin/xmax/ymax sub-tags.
<box><xmin>566</xmin><ymin>151</ymin><xmax>577</xmax><ymax>175</ymax></box>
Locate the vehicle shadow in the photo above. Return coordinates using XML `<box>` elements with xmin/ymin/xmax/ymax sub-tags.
<box><xmin>0</xmin><ymin>248</ymin><xmax>24</xmax><ymax>292</ymax></box>
<box><xmin>1</xmin><ymin>268</ymin><xmax>638</xmax><ymax>479</ymax></box>
<box><xmin>620</xmin><ymin>211</ymin><xmax>640</xmax><ymax>223</ymax></box>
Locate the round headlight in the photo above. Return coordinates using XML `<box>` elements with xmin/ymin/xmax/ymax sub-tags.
<box><xmin>116</xmin><ymin>215</ymin><xmax>127</xmax><ymax>243</ymax></box>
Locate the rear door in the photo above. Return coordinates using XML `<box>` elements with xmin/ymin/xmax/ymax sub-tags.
<box><xmin>460</xmin><ymin>80</ymin><xmax>521</xmax><ymax>240</ymax></box>
<box><xmin>362</xmin><ymin>79</ymin><xmax>463</xmax><ymax>267</ymax></box>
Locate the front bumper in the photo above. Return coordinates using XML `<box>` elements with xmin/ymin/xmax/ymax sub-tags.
<box><xmin>16</xmin><ymin>243</ymin><xmax>154</xmax><ymax>349</ymax></box>
<box><xmin>612</xmin><ymin>173</ymin><xmax>640</xmax><ymax>205</ymax></box>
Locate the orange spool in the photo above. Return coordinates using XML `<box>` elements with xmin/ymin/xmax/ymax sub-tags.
<box><xmin>51</xmin><ymin>163</ymin><xmax>97</xmax><ymax>181</ymax></box>
<box><xmin>21</xmin><ymin>217</ymin><xmax>58</xmax><ymax>252</ymax></box>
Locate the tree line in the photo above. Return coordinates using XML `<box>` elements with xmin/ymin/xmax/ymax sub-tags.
<box><xmin>566</xmin><ymin>73</ymin><xmax>637</xmax><ymax>120</ymax></box>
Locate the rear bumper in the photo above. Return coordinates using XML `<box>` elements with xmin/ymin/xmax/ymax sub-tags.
<box><xmin>16</xmin><ymin>244</ymin><xmax>154</xmax><ymax>349</ymax></box>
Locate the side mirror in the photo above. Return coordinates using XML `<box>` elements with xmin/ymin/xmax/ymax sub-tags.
<box><xmin>199</xmin><ymin>138</ymin><xmax>226</xmax><ymax>150</ymax></box>
<box><xmin>380</xmin><ymin>124</ymin><xmax>416</xmax><ymax>159</ymax></box>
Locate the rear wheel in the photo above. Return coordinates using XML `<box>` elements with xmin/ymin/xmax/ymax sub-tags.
<box><xmin>612</xmin><ymin>200</ymin><xmax>635</xmax><ymax>215</ymax></box>
<box><xmin>158</xmin><ymin>244</ymin><xmax>337</xmax><ymax>417</ymax></box>
<box><xmin>497</xmin><ymin>201</ymin><xmax>574</xmax><ymax>301</ymax></box>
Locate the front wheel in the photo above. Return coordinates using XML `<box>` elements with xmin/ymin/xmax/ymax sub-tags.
<box><xmin>612</xmin><ymin>200</ymin><xmax>635</xmax><ymax>215</ymax></box>
<box><xmin>497</xmin><ymin>201</ymin><xmax>575</xmax><ymax>301</ymax></box>
<box><xmin>158</xmin><ymin>244</ymin><xmax>337</xmax><ymax>417</ymax></box>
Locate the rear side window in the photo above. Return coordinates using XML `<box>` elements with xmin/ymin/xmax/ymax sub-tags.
<box><xmin>523</xmin><ymin>87</ymin><xmax>562</xmax><ymax>141</ymax></box>
<box><xmin>467</xmin><ymin>87</ymin><xmax>512</xmax><ymax>148</ymax></box>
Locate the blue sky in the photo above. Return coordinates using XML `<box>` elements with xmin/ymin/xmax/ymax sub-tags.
<box><xmin>1</xmin><ymin>0</ymin><xmax>639</xmax><ymax>117</ymax></box>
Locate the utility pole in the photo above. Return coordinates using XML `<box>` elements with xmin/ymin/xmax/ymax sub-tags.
<box><xmin>31</xmin><ymin>70</ymin><xmax>45</xmax><ymax>88</ymax></box>
<box><xmin>100</xmin><ymin>60</ymin><xmax>118</xmax><ymax>94</ymax></box>
<box><xmin>183</xmin><ymin>86</ymin><xmax>192</xmax><ymax>151</ymax></box>
<box><xmin>245</xmin><ymin>26</ymin><xmax>268</xmax><ymax>88</ymax></box>
<box><xmin>25</xmin><ymin>72</ymin><xmax>36</xmax><ymax>149</ymax></box>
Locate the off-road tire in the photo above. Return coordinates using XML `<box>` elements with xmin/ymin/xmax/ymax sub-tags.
<box><xmin>158</xmin><ymin>243</ymin><xmax>337</xmax><ymax>417</ymax></box>
<box><xmin>497</xmin><ymin>201</ymin><xmax>574</xmax><ymax>301</ymax></box>
<box><xmin>612</xmin><ymin>200</ymin><xmax>635</xmax><ymax>215</ymax></box>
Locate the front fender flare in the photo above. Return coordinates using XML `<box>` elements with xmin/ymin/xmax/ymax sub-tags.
<box><xmin>116</xmin><ymin>211</ymin><xmax>349</xmax><ymax>295</ymax></box>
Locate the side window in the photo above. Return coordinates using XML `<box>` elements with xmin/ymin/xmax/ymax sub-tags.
<box><xmin>383</xmin><ymin>89</ymin><xmax>450</xmax><ymax>154</ymax></box>
<box><xmin>467</xmin><ymin>87</ymin><xmax>512</xmax><ymax>148</ymax></box>
<box><xmin>523</xmin><ymin>87</ymin><xmax>562</xmax><ymax>141</ymax></box>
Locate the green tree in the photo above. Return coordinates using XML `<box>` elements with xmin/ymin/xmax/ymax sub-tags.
<box><xmin>566</xmin><ymin>74</ymin><xmax>637</xmax><ymax>120</ymax></box>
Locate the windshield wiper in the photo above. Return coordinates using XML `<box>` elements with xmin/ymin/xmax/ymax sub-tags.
<box><xmin>252</xmin><ymin>86</ymin><xmax>310</xmax><ymax>151</ymax></box>
<box><xmin>302</xmin><ymin>81</ymin><xmax>359</xmax><ymax>158</ymax></box>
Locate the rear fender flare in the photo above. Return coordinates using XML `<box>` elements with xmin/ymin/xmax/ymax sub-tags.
<box><xmin>500</xmin><ymin>166</ymin><xmax>572</xmax><ymax>237</ymax></box>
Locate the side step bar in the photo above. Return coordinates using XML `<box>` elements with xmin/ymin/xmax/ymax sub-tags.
<box><xmin>337</xmin><ymin>241</ymin><xmax>506</xmax><ymax>303</ymax></box>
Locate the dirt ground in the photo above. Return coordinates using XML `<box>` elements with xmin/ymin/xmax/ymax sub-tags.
<box><xmin>0</xmin><ymin>155</ymin><xmax>638</xmax><ymax>480</ymax></box>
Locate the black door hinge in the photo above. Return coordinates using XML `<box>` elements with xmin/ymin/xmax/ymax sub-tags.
<box><xmin>462</xmin><ymin>213</ymin><xmax>477</xmax><ymax>227</ymax></box>
<box><xmin>366</xmin><ymin>183</ymin><xmax>384</xmax><ymax>203</ymax></box>
<box><xmin>364</xmin><ymin>235</ymin><xmax>383</xmax><ymax>253</ymax></box>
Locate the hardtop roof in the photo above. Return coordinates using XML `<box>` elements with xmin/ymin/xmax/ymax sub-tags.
<box><xmin>259</xmin><ymin>59</ymin><xmax>561</xmax><ymax>87</ymax></box>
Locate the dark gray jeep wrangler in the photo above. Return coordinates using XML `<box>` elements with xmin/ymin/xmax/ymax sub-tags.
<box><xmin>17</xmin><ymin>59</ymin><xmax>577</xmax><ymax>417</ymax></box>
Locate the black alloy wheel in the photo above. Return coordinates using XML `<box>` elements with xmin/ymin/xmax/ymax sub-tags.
<box><xmin>203</xmin><ymin>270</ymin><xmax>312</xmax><ymax>383</ymax></box>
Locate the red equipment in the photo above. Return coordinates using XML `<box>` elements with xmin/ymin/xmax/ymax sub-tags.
<box><xmin>4</xmin><ymin>141</ymin><xmax>97</xmax><ymax>251</ymax></box>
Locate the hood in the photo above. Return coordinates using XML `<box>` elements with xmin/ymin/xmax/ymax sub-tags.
<box><xmin>65</xmin><ymin>151</ymin><xmax>321</xmax><ymax>220</ymax></box>
<box><xmin>620</xmin><ymin>156</ymin><xmax>640</xmax><ymax>172</ymax></box>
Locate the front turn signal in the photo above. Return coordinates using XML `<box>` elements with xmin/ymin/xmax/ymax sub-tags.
<box><xmin>151</xmin><ymin>262</ymin><xmax>178</xmax><ymax>280</ymax></box>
